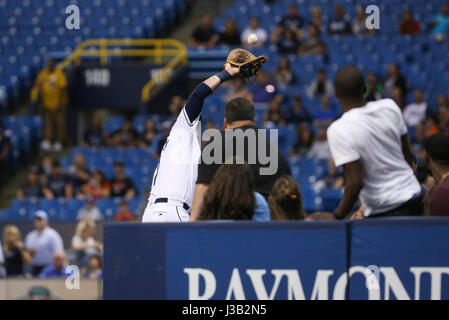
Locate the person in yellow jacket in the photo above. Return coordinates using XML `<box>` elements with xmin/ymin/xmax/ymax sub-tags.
<box><xmin>33</xmin><ymin>58</ymin><xmax>67</xmax><ymax>152</ymax></box>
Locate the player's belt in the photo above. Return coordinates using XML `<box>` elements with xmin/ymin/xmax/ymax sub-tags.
<box><xmin>154</xmin><ymin>198</ymin><xmax>190</xmax><ymax>211</ymax></box>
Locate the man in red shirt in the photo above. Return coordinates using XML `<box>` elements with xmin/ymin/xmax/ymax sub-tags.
<box><xmin>423</xmin><ymin>133</ymin><xmax>449</xmax><ymax>216</ymax></box>
<box><xmin>400</xmin><ymin>10</ymin><xmax>421</xmax><ymax>35</ymax></box>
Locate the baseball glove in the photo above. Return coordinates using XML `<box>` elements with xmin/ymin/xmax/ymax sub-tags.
<box><xmin>226</xmin><ymin>48</ymin><xmax>268</xmax><ymax>78</ymax></box>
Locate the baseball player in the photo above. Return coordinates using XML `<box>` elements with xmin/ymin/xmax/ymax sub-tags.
<box><xmin>141</xmin><ymin>64</ymin><xmax>240</xmax><ymax>222</ymax></box>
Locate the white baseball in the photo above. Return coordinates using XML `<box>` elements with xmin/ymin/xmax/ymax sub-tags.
<box><xmin>247</xmin><ymin>33</ymin><xmax>258</xmax><ymax>45</ymax></box>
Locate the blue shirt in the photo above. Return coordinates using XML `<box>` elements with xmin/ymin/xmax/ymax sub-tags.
<box><xmin>432</xmin><ymin>14</ymin><xmax>449</xmax><ymax>35</ymax></box>
<box><xmin>25</xmin><ymin>227</ymin><xmax>64</xmax><ymax>266</ymax></box>
<box><xmin>39</xmin><ymin>265</ymin><xmax>72</xmax><ymax>278</ymax></box>
<box><xmin>253</xmin><ymin>192</ymin><xmax>270</xmax><ymax>221</ymax></box>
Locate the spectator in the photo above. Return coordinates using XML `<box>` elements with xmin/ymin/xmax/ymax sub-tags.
<box><xmin>218</xmin><ymin>19</ymin><xmax>241</xmax><ymax>46</ymax></box>
<box><xmin>198</xmin><ymin>163</ymin><xmax>256</xmax><ymax>220</ymax></box>
<box><xmin>308</xmin><ymin>126</ymin><xmax>332</xmax><ymax>160</ymax></box>
<box><xmin>383</xmin><ymin>63</ymin><xmax>407</xmax><ymax>99</ymax></box>
<box><xmin>400</xmin><ymin>10</ymin><xmax>421</xmax><ymax>35</ymax></box>
<box><xmin>17</xmin><ymin>168</ymin><xmax>44</xmax><ymax>199</ymax></box>
<box><xmin>110</xmin><ymin>162</ymin><xmax>136</xmax><ymax>199</ymax></box>
<box><xmin>268</xmin><ymin>175</ymin><xmax>305</xmax><ymax>220</ymax></box>
<box><xmin>314</xmin><ymin>95</ymin><xmax>338</xmax><ymax>127</ymax></box>
<box><xmin>83</xmin><ymin>115</ymin><xmax>108</xmax><ymax>147</ymax></box>
<box><xmin>225</xmin><ymin>77</ymin><xmax>253</xmax><ymax>103</ymax></box>
<box><xmin>25</xmin><ymin>211</ymin><xmax>64</xmax><ymax>276</ymax></box>
<box><xmin>241</xmin><ymin>17</ymin><xmax>268</xmax><ymax>48</ymax></box>
<box><xmin>307</xmin><ymin>69</ymin><xmax>334</xmax><ymax>98</ymax></box>
<box><xmin>67</xmin><ymin>154</ymin><xmax>91</xmax><ymax>192</ymax></box>
<box><xmin>328</xmin><ymin>4</ymin><xmax>352</xmax><ymax>35</ymax></box>
<box><xmin>291</xmin><ymin>123</ymin><xmax>314</xmax><ymax>157</ymax></box>
<box><xmin>72</xmin><ymin>219</ymin><xmax>102</xmax><ymax>267</ymax></box>
<box><xmin>191</xmin><ymin>98</ymin><xmax>292</xmax><ymax>219</ymax></box>
<box><xmin>42</xmin><ymin>160</ymin><xmax>73</xmax><ymax>199</ymax></box>
<box><xmin>139</xmin><ymin>119</ymin><xmax>158</xmax><ymax>148</ymax></box>
<box><xmin>168</xmin><ymin>96</ymin><xmax>184</xmax><ymax>122</ymax></box>
<box><xmin>298</xmin><ymin>24</ymin><xmax>326</xmax><ymax>56</ymax></box>
<box><xmin>365</xmin><ymin>72</ymin><xmax>383</xmax><ymax>102</ymax></box>
<box><xmin>423</xmin><ymin>133</ymin><xmax>449</xmax><ymax>215</ymax></box>
<box><xmin>403</xmin><ymin>89</ymin><xmax>428</xmax><ymax>127</ymax></box>
<box><xmin>38</xmin><ymin>155</ymin><xmax>53</xmax><ymax>178</ymax></box>
<box><xmin>274</xmin><ymin>57</ymin><xmax>295</xmax><ymax>89</ymax></box>
<box><xmin>39</xmin><ymin>251</ymin><xmax>71</xmax><ymax>278</ymax></box>
<box><xmin>114</xmin><ymin>200</ymin><xmax>135</xmax><ymax>221</ymax></box>
<box><xmin>279</xmin><ymin>4</ymin><xmax>305</xmax><ymax>33</ymax></box>
<box><xmin>285</xmin><ymin>94</ymin><xmax>311</xmax><ymax>124</ymax></box>
<box><xmin>77</xmin><ymin>196</ymin><xmax>103</xmax><ymax>221</ymax></box>
<box><xmin>352</xmin><ymin>6</ymin><xmax>367</xmax><ymax>35</ymax></box>
<box><xmin>79</xmin><ymin>170</ymin><xmax>110</xmax><ymax>200</ymax></box>
<box><xmin>310</xmin><ymin>7</ymin><xmax>324</xmax><ymax>34</ymax></box>
<box><xmin>2</xmin><ymin>225</ymin><xmax>31</xmax><ymax>277</ymax></box>
<box><xmin>263</xmin><ymin>98</ymin><xmax>286</xmax><ymax>127</ymax></box>
<box><xmin>33</xmin><ymin>58</ymin><xmax>67</xmax><ymax>152</ymax></box>
<box><xmin>109</xmin><ymin>119</ymin><xmax>139</xmax><ymax>147</ymax></box>
<box><xmin>271</xmin><ymin>28</ymin><xmax>300</xmax><ymax>55</ymax></box>
<box><xmin>431</xmin><ymin>4</ymin><xmax>449</xmax><ymax>42</ymax></box>
<box><xmin>392</xmin><ymin>86</ymin><xmax>406</xmax><ymax>110</ymax></box>
<box><xmin>424</xmin><ymin>115</ymin><xmax>441</xmax><ymax>137</ymax></box>
<box><xmin>316</xmin><ymin>158</ymin><xmax>344</xmax><ymax>190</ymax></box>
<box><xmin>250</xmin><ymin>71</ymin><xmax>278</xmax><ymax>106</ymax></box>
<box><xmin>189</xmin><ymin>13</ymin><xmax>218</xmax><ymax>48</ymax></box>
<box><xmin>83</xmin><ymin>254</ymin><xmax>103</xmax><ymax>280</ymax></box>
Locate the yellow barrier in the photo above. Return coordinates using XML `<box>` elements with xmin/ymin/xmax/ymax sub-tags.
<box><xmin>58</xmin><ymin>38</ymin><xmax>188</xmax><ymax>103</ymax></box>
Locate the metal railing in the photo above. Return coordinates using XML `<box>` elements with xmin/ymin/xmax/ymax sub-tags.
<box><xmin>58</xmin><ymin>38</ymin><xmax>188</xmax><ymax>103</ymax></box>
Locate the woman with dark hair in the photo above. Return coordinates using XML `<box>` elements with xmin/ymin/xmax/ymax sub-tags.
<box><xmin>268</xmin><ymin>175</ymin><xmax>305</xmax><ymax>220</ymax></box>
<box><xmin>199</xmin><ymin>162</ymin><xmax>256</xmax><ymax>220</ymax></box>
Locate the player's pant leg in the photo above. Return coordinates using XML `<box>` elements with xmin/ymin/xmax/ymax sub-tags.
<box><xmin>142</xmin><ymin>203</ymin><xmax>189</xmax><ymax>222</ymax></box>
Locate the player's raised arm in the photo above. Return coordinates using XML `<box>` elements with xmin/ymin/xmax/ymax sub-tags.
<box><xmin>183</xmin><ymin>63</ymin><xmax>239</xmax><ymax>124</ymax></box>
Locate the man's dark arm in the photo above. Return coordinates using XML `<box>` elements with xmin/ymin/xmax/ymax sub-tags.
<box><xmin>334</xmin><ymin>160</ymin><xmax>364</xmax><ymax>219</ymax></box>
<box><xmin>401</xmin><ymin>134</ymin><xmax>415</xmax><ymax>170</ymax></box>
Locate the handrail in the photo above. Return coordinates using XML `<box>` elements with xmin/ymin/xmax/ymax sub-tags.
<box><xmin>57</xmin><ymin>38</ymin><xmax>188</xmax><ymax>103</ymax></box>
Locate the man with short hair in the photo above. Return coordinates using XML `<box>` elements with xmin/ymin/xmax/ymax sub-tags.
<box><xmin>403</xmin><ymin>89</ymin><xmax>428</xmax><ymax>127</ymax></box>
<box><xmin>189</xmin><ymin>13</ymin><xmax>218</xmax><ymax>48</ymax></box>
<box><xmin>110</xmin><ymin>162</ymin><xmax>136</xmax><ymax>199</ymax></box>
<box><xmin>25</xmin><ymin>211</ymin><xmax>64</xmax><ymax>276</ymax></box>
<box><xmin>39</xmin><ymin>250</ymin><xmax>71</xmax><ymax>278</ymax></box>
<box><xmin>423</xmin><ymin>133</ymin><xmax>449</xmax><ymax>216</ymax></box>
<box><xmin>328</xmin><ymin>4</ymin><xmax>352</xmax><ymax>35</ymax></box>
<box><xmin>310</xmin><ymin>66</ymin><xmax>423</xmax><ymax>219</ymax></box>
<box><xmin>190</xmin><ymin>97</ymin><xmax>292</xmax><ymax>220</ymax></box>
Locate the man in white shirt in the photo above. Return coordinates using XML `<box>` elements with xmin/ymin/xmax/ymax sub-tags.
<box><xmin>310</xmin><ymin>66</ymin><xmax>423</xmax><ymax>219</ymax></box>
<box><xmin>242</xmin><ymin>17</ymin><xmax>268</xmax><ymax>48</ymax></box>
<box><xmin>25</xmin><ymin>210</ymin><xmax>64</xmax><ymax>276</ymax></box>
<box><xmin>403</xmin><ymin>89</ymin><xmax>427</xmax><ymax>127</ymax></box>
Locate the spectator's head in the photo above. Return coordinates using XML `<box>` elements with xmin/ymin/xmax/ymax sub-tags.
<box><xmin>93</xmin><ymin>170</ymin><xmax>105</xmax><ymax>185</ymax></box>
<box><xmin>224</xmin><ymin>19</ymin><xmax>238</xmax><ymax>33</ymax></box>
<box><xmin>423</xmin><ymin>133</ymin><xmax>449</xmax><ymax>183</ymax></box>
<box><xmin>392</xmin><ymin>86</ymin><xmax>403</xmax><ymax>106</ymax></box>
<box><xmin>199</xmin><ymin>162</ymin><xmax>256</xmax><ymax>220</ymax></box>
<box><xmin>334</xmin><ymin>4</ymin><xmax>345</xmax><ymax>20</ymax></box>
<box><xmin>292</xmin><ymin>94</ymin><xmax>303</xmax><ymax>110</ymax></box>
<box><xmin>202</xmin><ymin>13</ymin><xmax>213</xmax><ymax>28</ymax></box>
<box><xmin>317</xmin><ymin>126</ymin><xmax>327</xmax><ymax>141</ymax></box>
<box><xmin>92</xmin><ymin>114</ymin><xmax>103</xmax><ymax>130</ymax></box>
<box><xmin>144</xmin><ymin>118</ymin><xmax>156</xmax><ymax>132</ymax></box>
<box><xmin>53</xmin><ymin>250</ymin><xmax>66</xmax><ymax>270</ymax></box>
<box><xmin>47</xmin><ymin>58</ymin><xmax>55</xmax><ymax>72</ymax></box>
<box><xmin>321</xmin><ymin>95</ymin><xmax>331</xmax><ymax>110</ymax></box>
<box><xmin>334</xmin><ymin>65</ymin><xmax>366</xmax><ymax>111</ymax></box>
<box><xmin>312</xmin><ymin>6</ymin><xmax>322</xmax><ymax>19</ymax></box>
<box><xmin>33</xmin><ymin>210</ymin><xmax>48</xmax><ymax>231</ymax></box>
<box><xmin>388</xmin><ymin>63</ymin><xmax>399</xmax><ymax>77</ymax></box>
<box><xmin>367</xmin><ymin>72</ymin><xmax>378</xmax><ymax>90</ymax></box>
<box><xmin>2</xmin><ymin>225</ymin><xmax>22</xmax><ymax>249</ymax></box>
<box><xmin>437</xmin><ymin>94</ymin><xmax>447</xmax><ymax>107</ymax></box>
<box><xmin>317</xmin><ymin>68</ymin><xmax>327</xmax><ymax>81</ymax></box>
<box><xmin>403</xmin><ymin>9</ymin><xmax>413</xmax><ymax>21</ymax></box>
<box><xmin>123</xmin><ymin>119</ymin><xmax>133</xmax><ymax>131</ymax></box>
<box><xmin>169</xmin><ymin>96</ymin><xmax>183</xmax><ymax>116</ymax></box>
<box><xmin>356</xmin><ymin>6</ymin><xmax>364</xmax><ymax>20</ymax></box>
<box><xmin>307</xmin><ymin>23</ymin><xmax>319</xmax><ymax>37</ymax></box>
<box><xmin>75</xmin><ymin>219</ymin><xmax>95</xmax><ymax>239</ymax></box>
<box><xmin>442</xmin><ymin>4</ymin><xmax>449</xmax><ymax>16</ymax></box>
<box><xmin>113</xmin><ymin>161</ymin><xmax>126</xmax><ymax>178</ymax></box>
<box><xmin>85</xmin><ymin>196</ymin><xmax>95</xmax><ymax>210</ymax></box>
<box><xmin>269</xmin><ymin>175</ymin><xmax>305</xmax><ymax>220</ymax></box>
<box><xmin>26</xmin><ymin>170</ymin><xmax>40</xmax><ymax>187</ymax></box>
<box><xmin>224</xmin><ymin>98</ymin><xmax>255</xmax><ymax>128</ymax></box>
<box><xmin>278</xmin><ymin>56</ymin><xmax>291</xmax><ymax>70</ymax></box>
<box><xmin>73</xmin><ymin>153</ymin><xmax>86</xmax><ymax>169</ymax></box>
<box><xmin>414</xmin><ymin>89</ymin><xmax>424</xmax><ymax>103</ymax></box>
<box><xmin>88</xmin><ymin>254</ymin><xmax>102</xmax><ymax>272</ymax></box>
<box><xmin>41</xmin><ymin>156</ymin><xmax>53</xmax><ymax>174</ymax></box>
<box><xmin>299</xmin><ymin>124</ymin><xmax>314</xmax><ymax>146</ymax></box>
<box><xmin>51</xmin><ymin>159</ymin><xmax>63</xmax><ymax>176</ymax></box>
<box><xmin>250</xmin><ymin>16</ymin><xmax>260</xmax><ymax>30</ymax></box>
<box><xmin>118</xmin><ymin>200</ymin><xmax>130</xmax><ymax>213</ymax></box>
<box><xmin>288</xmin><ymin>4</ymin><xmax>298</xmax><ymax>17</ymax></box>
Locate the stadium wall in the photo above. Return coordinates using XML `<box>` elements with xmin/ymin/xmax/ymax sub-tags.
<box><xmin>103</xmin><ymin>218</ymin><xmax>449</xmax><ymax>300</ymax></box>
